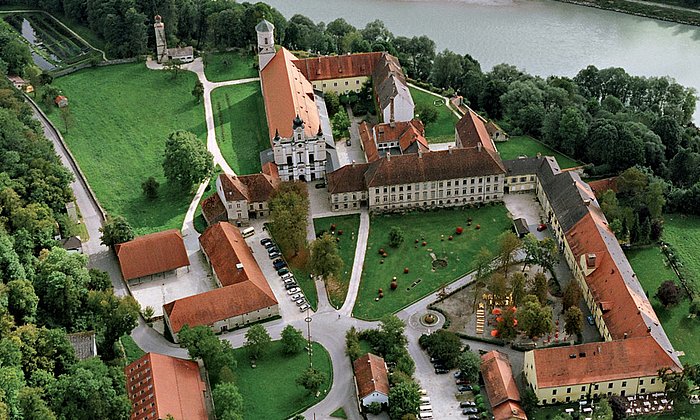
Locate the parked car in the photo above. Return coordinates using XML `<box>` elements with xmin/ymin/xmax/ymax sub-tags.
<box><xmin>462</xmin><ymin>407</ymin><xmax>478</xmax><ymax>414</ymax></box>
<box><xmin>454</xmin><ymin>370</ymin><xmax>463</xmax><ymax>378</ymax></box>
<box><xmin>420</xmin><ymin>396</ymin><xmax>431</xmax><ymax>404</ymax></box>
<box><xmin>299</xmin><ymin>304</ymin><xmax>310</xmax><ymax>312</ymax></box>
<box><xmin>287</xmin><ymin>287</ymin><xmax>301</xmax><ymax>295</ymax></box>
<box><xmin>466</xmin><ymin>415</ymin><xmax>480</xmax><ymax>420</ymax></box>
<box><xmin>267</xmin><ymin>246</ymin><xmax>279</xmax><ymax>254</ymax></box>
<box><xmin>290</xmin><ymin>293</ymin><xmax>303</xmax><ymax>301</ymax></box>
<box><xmin>284</xmin><ymin>283</ymin><xmax>298</xmax><ymax>290</ymax></box>
<box><xmin>537</xmin><ymin>223</ymin><xmax>547</xmax><ymax>232</ymax></box>
<box><xmin>295</xmin><ymin>299</ymin><xmax>307</xmax><ymax>306</ymax></box>
<box><xmin>458</xmin><ymin>385</ymin><xmax>472</xmax><ymax>392</ymax></box>
<box><xmin>268</xmin><ymin>252</ymin><xmax>281</xmax><ymax>259</ymax></box>
<box><xmin>273</xmin><ymin>261</ymin><xmax>287</xmax><ymax>270</ymax></box>
<box><xmin>280</xmin><ymin>273</ymin><xmax>294</xmax><ymax>280</ymax></box>
<box><xmin>434</xmin><ymin>368</ymin><xmax>449</xmax><ymax>374</ymax></box>
<box><xmin>456</xmin><ymin>378</ymin><xmax>470</xmax><ymax>385</ymax></box>
<box><xmin>587</xmin><ymin>315</ymin><xmax>595</xmax><ymax>325</ymax></box>
<box><xmin>459</xmin><ymin>401</ymin><xmax>476</xmax><ymax>408</ymax></box>
<box><xmin>419</xmin><ymin>389</ymin><xmax>427</xmax><ymax>396</ymax></box>
<box><xmin>314</xmin><ymin>182</ymin><xmax>326</xmax><ymax>189</ymax></box>
<box><xmin>264</xmin><ymin>241</ymin><xmax>276</xmax><ymax>249</ymax></box>
<box><xmin>432</xmin><ymin>363</ymin><xmax>446</xmax><ymax>370</ymax></box>
<box><xmin>277</xmin><ymin>267</ymin><xmax>289</xmax><ymax>276</ymax></box>
<box><xmin>283</xmin><ymin>278</ymin><xmax>296</xmax><ymax>285</ymax></box>
<box><xmin>260</xmin><ymin>238</ymin><xmax>272</xmax><ymax>246</ymax></box>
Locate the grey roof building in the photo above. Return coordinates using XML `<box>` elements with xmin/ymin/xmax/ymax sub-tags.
<box><xmin>67</xmin><ymin>331</ymin><xmax>98</xmax><ymax>360</ymax></box>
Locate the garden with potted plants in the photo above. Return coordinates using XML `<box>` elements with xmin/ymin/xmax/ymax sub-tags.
<box><xmin>353</xmin><ymin>205</ymin><xmax>511</xmax><ymax>319</ymax></box>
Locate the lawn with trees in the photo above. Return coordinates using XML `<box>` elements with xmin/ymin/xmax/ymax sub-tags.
<box><xmin>664</xmin><ymin>214</ymin><xmax>700</xmax><ymax>297</ymax></box>
<box><xmin>42</xmin><ymin>63</ymin><xmax>206</xmax><ymax>235</ymax></box>
<box><xmin>204</xmin><ymin>51</ymin><xmax>257</xmax><ymax>82</ymax></box>
<box><xmin>211</xmin><ymin>83</ymin><xmax>270</xmax><ymax>175</ymax></box>
<box><xmin>313</xmin><ymin>215</ymin><xmax>361</xmax><ymax>308</ymax></box>
<box><xmin>495</xmin><ymin>135</ymin><xmax>581</xmax><ymax>169</ymax></box>
<box><xmin>354</xmin><ymin>205</ymin><xmax>511</xmax><ymax>320</ymax></box>
<box><xmin>231</xmin><ymin>340</ymin><xmax>332</xmax><ymax>420</ymax></box>
<box><xmin>408</xmin><ymin>86</ymin><xmax>458</xmax><ymax>143</ymax></box>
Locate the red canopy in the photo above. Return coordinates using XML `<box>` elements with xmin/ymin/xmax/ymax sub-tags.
<box><xmin>490</xmin><ymin>330</ymin><xmax>499</xmax><ymax>337</ymax></box>
<box><xmin>492</xmin><ymin>308</ymin><xmax>502</xmax><ymax>315</ymax></box>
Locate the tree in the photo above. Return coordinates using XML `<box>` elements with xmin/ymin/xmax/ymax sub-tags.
<box><xmin>519</xmin><ymin>296</ymin><xmax>554</xmax><ymax>339</ymax></box>
<box><xmin>388</xmin><ymin>226</ymin><xmax>404</xmax><ymax>248</ymax></box>
<box><xmin>87</xmin><ymin>290</ymin><xmax>140</xmax><ymax>359</ymax></box>
<box><xmin>59</xmin><ymin>106</ymin><xmax>74</xmax><ymax>133</ymax></box>
<box><xmin>163</xmin><ymin>130</ymin><xmax>214</xmax><ymax>188</ymax></box>
<box><xmin>269</xmin><ymin>182</ymin><xmax>309</xmax><ymax>257</ymax></box>
<box><xmin>281</xmin><ymin>325</ymin><xmax>306</xmax><ymax>356</ymax></box>
<box><xmin>495</xmin><ymin>308</ymin><xmax>518</xmax><ymax>341</ymax></box>
<box><xmin>487</xmin><ymin>272</ymin><xmax>509</xmax><ymax>303</ymax></box>
<box><xmin>388</xmin><ymin>380</ymin><xmax>421</xmax><ymax>420</ymax></box>
<box><xmin>6</xmin><ymin>279</ymin><xmax>38</xmax><ymax>324</ymax></box>
<box><xmin>594</xmin><ymin>398</ymin><xmax>613</xmax><ymax>420</ymax></box>
<box><xmin>419</xmin><ymin>330</ymin><xmax>461</xmax><ymax>368</ymax></box>
<box><xmin>562</xmin><ymin>281</ymin><xmax>582</xmax><ymax>311</ymax></box>
<box><xmin>296</xmin><ymin>367</ymin><xmax>327</xmax><ymax>395</ymax></box>
<box><xmin>0</xmin><ymin>365</ymin><xmax>25</xmax><ymax>419</ymax></box>
<box><xmin>521</xmin><ymin>387</ymin><xmax>538</xmax><ymax>416</ymax></box>
<box><xmin>324</xmin><ymin>91</ymin><xmax>341</xmax><ymax>116</ymax></box>
<box><xmin>99</xmin><ymin>215</ymin><xmax>134</xmax><ymax>247</ymax></box>
<box><xmin>531</xmin><ymin>272</ymin><xmax>549</xmax><ymax>305</ymax></box>
<box><xmin>510</xmin><ymin>272</ymin><xmax>527</xmax><ymax>307</ymax></box>
<box><xmin>415</xmin><ymin>103</ymin><xmax>438</xmax><ymax>126</ymax></box>
<box><xmin>655</xmin><ymin>280</ymin><xmax>682</xmax><ymax>308</ymax></box>
<box><xmin>331</xmin><ymin>107</ymin><xmax>350</xmax><ymax>139</ymax></box>
<box><xmin>244</xmin><ymin>324</ymin><xmax>271</xmax><ymax>360</ymax></box>
<box><xmin>178</xmin><ymin>325</ymin><xmax>236</xmax><ymax>384</ymax></box>
<box><xmin>377</xmin><ymin>314</ymin><xmax>408</xmax><ymax>357</ymax></box>
<box><xmin>49</xmin><ymin>358</ymin><xmax>131</xmax><ymax>420</ymax></box>
<box><xmin>18</xmin><ymin>386</ymin><xmax>56</xmax><ymax>420</ymax></box>
<box><xmin>212</xmin><ymin>382</ymin><xmax>243</xmax><ymax>420</ymax></box>
<box><xmin>88</xmin><ymin>269</ymin><xmax>112</xmax><ymax>291</ymax></box>
<box><xmin>141</xmin><ymin>176</ymin><xmax>160</xmax><ymax>199</ymax></box>
<box><xmin>457</xmin><ymin>351</ymin><xmax>481</xmax><ymax>384</ymax></box>
<box><xmin>192</xmin><ymin>80</ymin><xmax>204</xmax><ymax>103</ymax></box>
<box><xmin>563</xmin><ymin>306</ymin><xmax>584</xmax><ymax>339</ymax></box>
<box><xmin>608</xmin><ymin>395</ymin><xmax>628</xmax><ymax>420</ymax></box>
<box><xmin>309</xmin><ymin>233</ymin><xmax>343</xmax><ymax>281</ymax></box>
<box><xmin>497</xmin><ymin>232</ymin><xmax>520</xmax><ymax>274</ymax></box>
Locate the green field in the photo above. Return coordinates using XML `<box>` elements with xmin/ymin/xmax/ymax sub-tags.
<box><xmin>232</xmin><ymin>341</ymin><xmax>332</xmax><ymax>420</ymax></box>
<box><xmin>496</xmin><ymin>136</ymin><xmax>581</xmax><ymax>169</ymax></box>
<box><xmin>626</xmin><ymin>247</ymin><xmax>699</xmax><ymax>365</ymax></box>
<box><xmin>313</xmin><ymin>214</ymin><xmax>361</xmax><ymax>308</ymax></box>
<box><xmin>44</xmin><ymin>63</ymin><xmax>206</xmax><ymax>235</ymax></box>
<box><xmin>204</xmin><ymin>51</ymin><xmax>257</xmax><ymax>82</ymax></box>
<box><xmin>409</xmin><ymin>86</ymin><xmax>459</xmax><ymax>143</ymax></box>
<box><xmin>120</xmin><ymin>335</ymin><xmax>145</xmax><ymax>364</ymax></box>
<box><xmin>354</xmin><ymin>205</ymin><xmax>511</xmax><ymax>320</ymax></box>
<box><xmin>664</xmin><ymin>214</ymin><xmax>700</xmax><ymax>295</ymax></box>
<box><xmin>211</xmin><ymin>83</ymin><xmax>270</xmax><ymax>175</ymax></box>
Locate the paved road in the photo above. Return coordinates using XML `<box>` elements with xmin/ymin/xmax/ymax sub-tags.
<box><xmin>340</xmin><ymin>211</ymin><xmax>369</xmax><ymax>316</ymax></box>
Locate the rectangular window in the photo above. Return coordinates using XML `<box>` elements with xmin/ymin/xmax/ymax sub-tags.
<box><xmin>520</xmin><ymin>177</ymin><xmax>527</xmax><ymax>182</ymax></box>
<box><xmin>399</xmin><ymin>186</ymin><xmax>403</xmax><ymax>192</ymax></box>
<box><xmin>566</xmin><ymin>388</ymin><xmax>571</xmax><ymax>393</ymax></box>
<box><xmin>345</xmin><ymin>81</ymin><xmax>349</xmax><ymax>85</ymax></box>
<box><xmin>639</xmin><ymin>380</ymin><xmax>644</xmax><ymax>385</ymax></box>
<box><xmin>651</xmin><ymin>378</ymin><xmax>656</xmax><ymax>384</ymax></box>
<box><xmin>608</xmin><ymin>383</ymin><xmax>613</xmax><ymax>389</ymax></box>
<box><xmin>594</xmin><ymin>384</ymin><xmax>599</xmax><ymax>390</ymax></box>
<box><xmin>486</xmin><ymin>176</ymin><xmax>491</xmax><ymax>182</ymax></box>
<box><xmin>391</xmin><ymin>187</ymin><xmax>396</xmax><ymax>192</ymax></box>
<box><xmin>552</xmin><ymin>389</ymin><xmax>557</xmax><ymax>395</ymax></box>
<box><xmin>447</xmin><ymin>181</ymin><xmax>451</xmax><ymax>187</ymax></box>
<box><xmin>407</xmin><ymin>185</ymin><xmax>412</xmax><ymax>191</ymax></box>
<box><xmin>439</xmin><ymin>181</ymin><xmax>444</xmax><ymax>188</ymax></box>
<box><xmin>471</xmin><ymin>179</ymin><xmax>475</xmax><ymax>184</ymax></box>
<box><xmin>622</xmin><ymin>381</ymin><xmax>627</xmax><ymax>387</ymax></box>
<box><xmin>399</xmin><ymin>194</ymin><xmax>404</xmax><ymax>201</ymax></box>
<box><xmin>581</xmin><ymin>386</ymin><xmax>586</xmax><ymax>392</ymax></box>
<box><xmin>334</xmin><ymin>82</ymin><xmax>338</xmax><ymax>87</ymax></box>
<box><xmin>486</xmin><ymin>186</ymin><xmax>491</xmax><ymax>192</ymax></box>
<box><xmin>470</xmin><ymin>188</ymin><xmax>475</xmax><ymax>194</ymax></box>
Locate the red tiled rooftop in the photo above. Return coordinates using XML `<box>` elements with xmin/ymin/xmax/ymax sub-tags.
<box><xmin>353</xmin><ymin>353</ymin><xmax>390</xmax><ymax>399</ymax></box>
<box><xmin>116</xmin><ymin>230</ymin><xmax>190</xmax><ymax>281</ymax></box>
<box><xmin>293</xmin><ymin>52</ymin><xmax>383</xmax><ymax>81</ymax></box>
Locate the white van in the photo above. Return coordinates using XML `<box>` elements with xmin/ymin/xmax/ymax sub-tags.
<box><xmin>241</xmin><ymin>227</ymin><xmax>255</xmax><ymax>238</ymax></box>
<box><xmin>419</xmin><ymin>404</ymin><xmax>432</xmax><ymax>412</ymax></box>
<box><xmin>419</xmin><ymin>411</ymin><xmax>433</xmax><ymax>419</ymax></box>
<box><xmin>420</xmin><ymin>396</ymin><xmax>430</xmax><ymax>404</ymax></box>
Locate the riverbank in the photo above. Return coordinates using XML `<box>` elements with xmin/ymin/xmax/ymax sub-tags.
<box><xmin>554</xmin><ymin>0</ymin><xmax>700</xmax><ymax>26</ymax></box>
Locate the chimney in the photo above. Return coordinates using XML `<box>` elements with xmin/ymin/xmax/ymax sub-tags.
<box><xmin>586</xmin><ymin>253</ymin><xmax>597</xmax><ymax>268</ymax></box>
<box><xmin>647</xmin><ymin>326</ymin><xmax>652</xmax><ymax>333</ymax></box>
<box><xmin>477</xmin><ymin>142</ymin><xmax>482</xmax><ymax>152</ymax></box>
<box><xmin>624</xmin><ymin>333</ymin><xmax>628</xmax><ymax>339</ymax></box>
<box><xmin>236</xmin><ymin>263</ymin><xmax>244</xmax><ymax>270</ymax></box>
<box><xmin>386</xmin><ymin>152</ymin><xmax>391</xmax><ymax>161</ymax></box>
<box><xmin>390</xmin><ymin>97</ymin><xmax>395</xmax><ymax>123</ymax></box>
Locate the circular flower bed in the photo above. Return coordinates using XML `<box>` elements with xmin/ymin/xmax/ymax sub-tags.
<box><xmin>431</xmin><ymin>258</ymin><xmax>448</xmax><ymax>269</ymax></box>
<box><xmin>422</xmin><ymin>313</ymin><xmax>438</xmax><ymax>325</ymax></box>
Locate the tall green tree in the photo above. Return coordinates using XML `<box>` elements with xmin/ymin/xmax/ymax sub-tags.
<box><xmin>296</xmin><ymin>367</ymin><xmax>327</xmax><ymax>395</ymax></box>
<box><xmin>457</xmin><ymin>351</ymin><xmax>481</xmax><ymax>384</ymax></box>
<box><xmin>309</xmin><ymin>233</ymin><xmax>343</xmax><ymax>281</ymax></box>
<box><xmin>562</xmin><ymin>281</ymin><xmax>582</xmax><ymax>311</ymax></box>
<box><xmin>563</xmin><ymin>306</ymin><xmax>584</xmax><ymax>339</ymax></box>
<box><xmin>269</xmin><ymin>182</ymin><xmax>309</xmax><ymax>257</ymax></box>
<box><xmin>244</xmin><ymin>324</ymin><xmax>271</xmax><ymax>361</ymax></box>
<box><xmin>510</xmin><ymin>272</ymin><xmax>527</xmax><ymax>307</ymax></box>
<box><xmin>18</xmin><ymin>386</ymin><xmax>56</xmax><ymax>420</ymax></box>
<box><xmin>192</xmin><ymin>80</ymin><xmax>204</xmax><ymax>103</ymax></box>
<box><xmin>177</xmin><ymin>325</ymin><xmax>236</xmax><ymax>385</ymax></box>
<box><xmin>212</xmin><ymin>382</ymin><xmax>244</xmax><ymax>420</ymax></box>
<box><xmin>281</xmin><ymin>325</ymin><xmax>306</xmax><ymax>356</ymax></box>
<box><xmin>163</xmin><ymin>130</ymin><xmax>214</xmax><ymax>188</ymax></box>
<box><xmin>388</xmin><ymin>380</ymin><xmax>421</xmax><ymax>420</ymax></box>
<box><xmin>497</xmin><ymin>232</ymin><xmax>521</xmax><ymax>274</ymax></box>
<box><xmin>87</xmin><ymin>290</ymin><xmax>140</xmax><ymax>359</ymax></box>
<box><xmin>6</xmin><ymin>280</ymin><xmax>38</xmax><ymax>324</ymax></box>
<box><xmin>519</xmin><ymin>296</ymin><xmax>554</xmax><ymax>339</ymax></box>
<box><xmin>99</xmin><ymin>215</ymin><xmax>135</xmax><ymax>247</ymax></box>
<box><xmin>531</xmin><ymin>272</ymin><xmax>549</xmax><ymax>305</ymax></box>
<box><xmin>388</xmin><ymin>226</ymin><xmax>404</xmax><ymax>248</ymax></box>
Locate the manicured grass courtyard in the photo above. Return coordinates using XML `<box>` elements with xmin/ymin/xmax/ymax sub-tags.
<box><xmin>204</xmin><ymin>51</ymin><xmax>257</xmax><ymax>82</ymax></box>
<box><xmin>626</xmin><ymin>247</ymin><xmax>699</xmax><ymax>365</ymax></box>
<box><xmin>232</xmin><ymin>340</ymin><xmax>332</xmax><ymax>420</ymax></box>
<box><xmin>409</xmin><ymin>86</ymin><xmax>459</xmax><ymax>143</ymax></box>
<box><xmin>496</xmin><ymin>135</ymin><xmax>581</xmax><ymax>169</ymax></box>
<box><xmin>313</xmin><ymin>214</ymin><xmax>361</xmax><ymax>308</ymax></box>
<box><xmin>44</xmin><ymin>63</ymin><xmax>206</xmax><ymax>235</ymax></box>
<box><xmin>211</xmin><ymin>83</ymin><xmax>270</xmax><ymax>175</ymax></box>
<box><xmin>354</xmin><ymin>205</ymin><xmax>511</xmax><ymax>320</ymax></box>
<box><xmin>664</xmin><ymin>214</ymin><xmax>700</xmax><ymax>295</ymax></box>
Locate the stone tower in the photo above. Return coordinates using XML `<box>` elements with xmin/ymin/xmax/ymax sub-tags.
<box><xmin>154</xmin><ymin>15</ymin><xmax>168</xmax><ymax>63</ymax></box>
<box><xmin>256</xmin><ymin>19</ymin><xmax>275</xmax><ymax>71</ymax></box>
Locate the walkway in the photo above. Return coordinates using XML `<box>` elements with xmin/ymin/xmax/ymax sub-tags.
<box><xmin>339</xmin><ymin>210</ymin><xmax>370</xmax><ymax>316</ymax></box>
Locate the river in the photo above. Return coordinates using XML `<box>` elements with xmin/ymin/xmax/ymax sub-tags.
<box><xmin>264</xmin><ymin>0</ymin><xmax>700</xmax><ymax>122</ymax></box>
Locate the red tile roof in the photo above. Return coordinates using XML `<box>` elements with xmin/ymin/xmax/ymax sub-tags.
<box><xmin>481</xmin><ymin>351</ymin><xmax>522</xmax><ymax>407</ymax></box>
<box><xmin>218</xmin><ymin>173</ymin><xmax>278</xmax><ymax>204</ymax></box>
<box><xmin>293</xmin><ymin>52</ymin><xmax>383</xmax><ymax>81</ymax></box>
<box><xmin>373</xmin><ymin>119</ymin><xmax>428</xmax><ymax>153</ymax></box>
<box><xmin>532</xmin><ymin>336</ymin><xmax>681</xmax><ymax>388</ymax></box>
<box><xmin>261</xmin><ymin>48</ymin><xmax>320</xmax><ymax>139</ymax></box>
<box><xmin>201</xmin><ymin>193</ymin><xmax>226</xmax><ymax>225</ymax></box>
<box><xmin>163</xmin><ymin>223</ymin><xmax>277</xmax><ymax>333</ymax></box>
<box><xmin>493</xmin><ymin>401</ymin><xmax>528</xmax><ymax>420</ymax></box>
<box><xmin>116</xmin><ymin>230</ymin><xmax>190</xmax><ymax>281</ymax></box>
<box><xmin>588</xmin><ymin>177</ymin><xmax>618</xmax><ymax>197</ymax></box>
<box><xmin>359</xmin><ymin>121</ymin><xmax>379</xmax><ymax>162</ymax></box>
<box><xmin>125</xmin><ymin>353</ymin><xmax>207</xmax><ymax>420</ymax></box>
<box><xmin>262</xmin><ymin>162</ymin><xmax>279</xmax><ymax>180</ymax></box>
<box><xmin>456</xmin><ymin>109</ymin><xmax>497</xmax><ymax>153</ymax></box>
<box><xmin>327</xmin><ymin>163</ymin><xmax>370</xmax><ymax>194</ymax></box>
<box><xmin>353</xmin><ymin>353</ymin><xmax>390</xmax><ymax>400</ymax></box>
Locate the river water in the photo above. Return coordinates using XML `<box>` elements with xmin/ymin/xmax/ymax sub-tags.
<box><xmin>264</xmin><ymin>0</ymin><xmax>700</xmax><ymax>121</ymax></box>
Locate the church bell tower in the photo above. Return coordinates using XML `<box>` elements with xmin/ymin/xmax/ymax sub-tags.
<box><xmin>256</xmin><ymin>19</ymin><xmax>276</xmax><ymax>71</ymax></box>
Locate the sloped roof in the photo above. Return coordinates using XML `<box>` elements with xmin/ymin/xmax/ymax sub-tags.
<box><xmin>327</xmin><ymin>163</ymin><xmax>370</xmax><ymax>194</ymax></box>
<box><xmin>456</xmin><ymin>109</ymin><xmax>497</xmax><ymax>154</ymax></box>
<box><xmin>493</xmin><ymin>401</ymin><xmax>528</xmax><ymax>420</ymax></box>
<box><xmin>256</xmin><ymin>19</ymin><xmax>274</xmax><ymax>32</ymax></box>
<box><xmin>588</xmin><ymin>177</ymin><xmax>618</xmax><ymax>197</ymax></box>
<box><xmin>125</xmin><ymin>353</ymin><xmax>207</xmax><ymax>420</ymax></box>
<box><xmin>503</xmin><ymin>156</ymin><xmax>545</xmax><ymax>177</ymax></box>
<box><xmin>373</xmin><ymin>119</ymin><xmax>428</xmax><ymax>154</ymax></box>
<box><xmin>359</xmin><ymin>121</ymin><xmax>379</xmax><ymax>162</ymax></box>
<box><xmin>164</xmin><ymin>223</ymin><xmax>277</xmax><ymax>333</ymax></box>
<box><xmin>116</xmin><ymin>230</ymin><xmax>190</xmax><ymax>281</ymax></box>
<box><xmin>67</xmin><ymin>331</ymin><xmax>96</xmax><ymax>360</ymax></box>
<box><xmin>219</xmin><ymin>173</ymin><xmax>248</xmax><ymax>201</ymax></box>
<box><xmin>293</xmin><ymin>52</ymin><xmax>382</xmax><ymax>81</ymax></box>
<box><xmin>260</xmin><ymin>48</ymin><xmax>320</xmax><ymax>139</ymax></box>
<box><xmin>532</xmin><ymin>336</ymin><xmax>681</xmax><ymax>388</ymax></box>
<box><xmin>201</xmin><ymin>193</ymin><xmax>226</xmax><ymax>225</ymax></box>
<box><xmin>481</xmin><ymin>351</ymin><xmax>522</xmax><ymax>408</ymax></box>
<box><xmin>353</xmin><ymin>353</ymin><xmax>390</xmax><ymax>400</ymax></box>
<box><xmin>218</xmin><ymin>173</ymin><xmax>278</xmax><ymax>203</ymax></box>
<box><xmin>373</xmin><ymin>54</ymin><xmax>413</xmax><ymax>113</ymax></box>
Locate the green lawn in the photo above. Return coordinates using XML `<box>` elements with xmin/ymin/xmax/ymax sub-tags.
<box><xmin>354</xmin><ymin>205</ymin><xmax>511</xmax><ymax>320</ymax></box>
<box><xmin>211</xmin><ymin>83</ymin><xmax>270</xmax><ymax>175</ymax></box>
<box><xmin>664</xmin><ymin>214</ymin><xmax>700</xmax><ymax>295</ymax></box>
<box><xmin>626</xmin><ymin>247</ymin><xmax>699</xmax><ymax>365</ymax></box>
<box><xmin>313</xmin><ymin>214</ymin><xmax>361</xmax><ymax>308</ymax></box>
<box><xmin>44</xmin><ymin>63</ymin><xmax>206</xmax><ymax>235</ymax></box>
<box><xmin>330</xmin><ymin>407</ymin><xmax>348</xmax><ymax>418</ymax></box>
<box><xmin>232</xmin><ymin>341</ymin><xmax>332</xmax><ymax>420</ymax></box>
<box><xmin>496</xmin><ymin>135</ymin><xmax>580</xmax><ymax>169</ymax></box>
<box><xmin>120</xmin><ymin>335</ymin><xmax>145</xmax><ymax>364</ymax></box>
<box><xmin>204</xmin><ymin>51</ymin><xmax>257</xmax><ymax>82</ymax></box>
<box><xmin>409</xmin><ymin>86</ymin><xmax>458</xmax><ymax>143</ymax></box>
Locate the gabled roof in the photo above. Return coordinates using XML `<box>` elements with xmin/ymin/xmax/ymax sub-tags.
<box><xmin>256</xmin><ymin>19</ymin><xmax>274</xmax><ymax>32</ymax></box>
<box><xmin>218</xmin><ymin>173</ymin><xmax>278</xmax><ymax>203</ymax></box>
<box><xmin>353</xmin><ymin>353</ymin><xmax>390</xmax><ymax>400</ymax></box>
<box><xmin>588</xmin><ymin>177</ymin><xmax>618</xmax><ymax>197</ymax></box>
<box><xmin>293</xmin><ymin>52</ymin><xmax>383</xmax><ymax>81</ymax></box>
<box><xmin>373</xmin><ymin>54</ymin><xmax>412</xmax><ymax>113</ymax></box>
<box><xmin>481</xmin><ymin>351</ymin><xmax>522</xmax><ymax>406</ymax></box>
<box><xmin>260</xmin><ymin>48</ymin><xmax>320</xmax><ymax>139</ymax></box>
<box><xmin>373</xmin><ymin>119</ymin><xmax>428</xmax><ymax>154</ymax></box>
<box><xmin>503</xmin><ymin>156</ymin><xmax>545</xmax><ymax>177</ymax></box>
<box><xmin>327</xmin><ymin>163</ymin><xmax>370</xmax><ymax>194</ymax></box>
<box><xmin>359</xmin><ymin>121</ymin><xmax>379</xmax><ymax>162</ymax></box>
<box><xmin>201</xmin><ymin>193</ymin><xmax>226</xmax><ymax>225</ymax></box>
<box><xmin>532</xmin><ymin>336</ymin><xmax>681</xmax><ymax>388</ymax></box>
<box><xmin>164</xmin><ymin>223</ymin><xmax>277</xmax><ymax>333</ymax></box>
<box><xmin>67</xmin><ymin>331</ymin><xmax>96</xmax><ymax>360</ymax></box>
<box><xmin>456</xmin><ymin>109</ymin><xmax>497</xmax><ymax>154</ymax></box>
<box><xmin>116</xmin><ymin>230</ymin><xmax>190</xmax><ymax>281</ymax></box>
<box><xmin>125</xmin><ymin>353</ymin><xmax>207</xmax><ymax>420</ymax></box>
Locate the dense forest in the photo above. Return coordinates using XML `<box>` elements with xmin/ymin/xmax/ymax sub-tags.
<box><xmin>0</xmin><ymin>74</ymin><xmax>140</xmax><ymax>418</ymax></box>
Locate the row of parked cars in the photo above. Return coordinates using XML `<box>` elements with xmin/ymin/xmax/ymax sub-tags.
<box><xmin>430</xmin><ymin>359</ymin><xmax>481</xmax><ymax>418</ymax></box>
<box><xmin>261</xmin><ymin>238</ymin><xmax>310</xmax><ymax>312</ymax></box>
<box><xmin>418</xmin><ymin>389</ymin><xmax>433</xmax><ymax>419</ymax></box>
